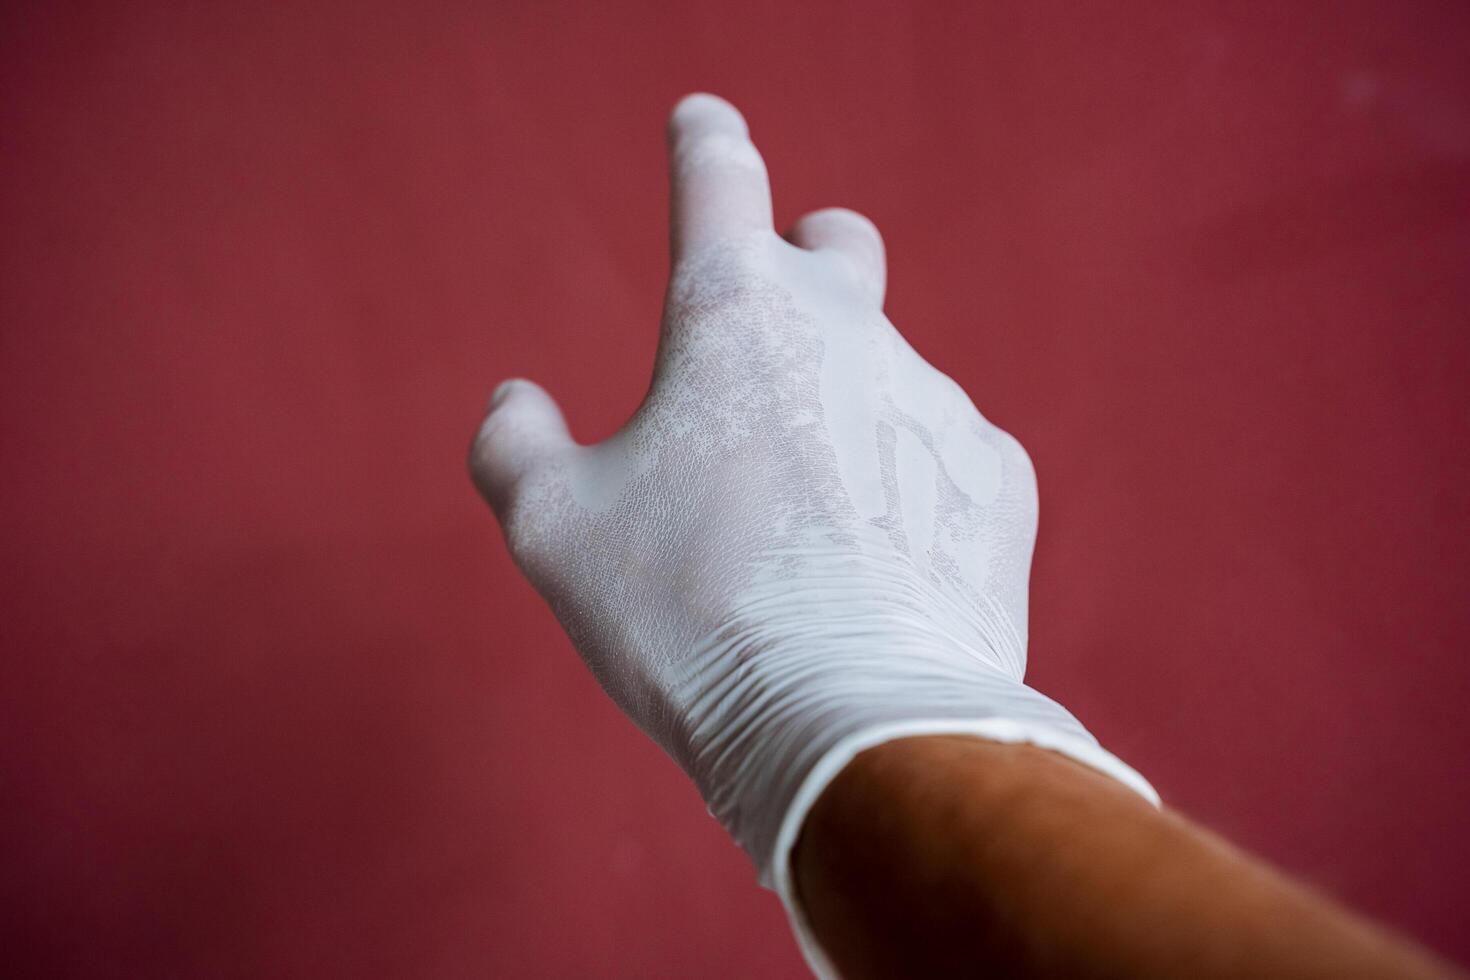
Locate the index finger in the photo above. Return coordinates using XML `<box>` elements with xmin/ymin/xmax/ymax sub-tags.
<box><xmin>666</xmin><ymin>93</ymin><xmax>774</xmax><ymax>261</ymax></box>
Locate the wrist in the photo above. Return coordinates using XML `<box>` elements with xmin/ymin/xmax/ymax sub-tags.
<box><xmin>648</xmin><ymin>537</ymin><xmax>1160</xmax><ymax>887</ymax></box>
<box><xmin>667</xmin><ymin>608</ymin><xmax>1157</xmax><ymax>879</ymax></box>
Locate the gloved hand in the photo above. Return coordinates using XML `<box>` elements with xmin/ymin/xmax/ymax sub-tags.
<box><xmin>470</xmin><ymin>92</ymin><xmax>1158</xmax><ymax>976</ymax></box>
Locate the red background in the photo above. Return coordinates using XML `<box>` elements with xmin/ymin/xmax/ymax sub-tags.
<box><xmin>3</xmin><ymin>1</ymin><xmax>1467</xmax><ymax>976</ymax></box>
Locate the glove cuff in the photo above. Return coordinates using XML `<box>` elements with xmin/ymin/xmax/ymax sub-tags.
<box><xmin>766</xmin><ymin>714</ymin><xmax>1159</xmax><ymax>980</ymax></box>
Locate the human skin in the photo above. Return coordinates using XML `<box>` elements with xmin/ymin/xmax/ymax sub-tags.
<box><xmin>793</xmin><ymin>735</ymin><xmax>1465</xmax><ymax>979</ymax></box>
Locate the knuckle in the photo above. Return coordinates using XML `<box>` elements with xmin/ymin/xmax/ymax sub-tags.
<box><xmin>495</xmin><ymin>489</ymin><xmax>547</xmax><ymax>573</ymax></box>
<box><xmin>669</xmin><ymin>236</ymin><xmax>776</xmax><ymax>301</ymax></box>
<box><xmin>499</xmin><ymin>461</ymin><xmax>573</xmax><ymax>574</ymax></box>
<box><xmin>501</xmin><ymin>501</ymin><xmax>539</xmax><ymax>559</ymax></box>
<box><xmin>993</xmin><ymin>427</ymin><xmax>1038</xmax><ymax>497</ymax></box>
<box><xmin>994</xmin><ymin>425</ymin><xmax>1032</xmax><ymax>465</ymax></box>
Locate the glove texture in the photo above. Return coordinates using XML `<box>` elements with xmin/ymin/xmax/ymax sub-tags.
<box><xmin>470</xmin><ymin>92</ymin><xmax>1158</xmax><ymax>979</ymax></box>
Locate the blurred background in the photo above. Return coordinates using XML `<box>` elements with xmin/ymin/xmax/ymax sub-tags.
<box><xmin>2</xmin><ymin>1</ymin><xmax>1467</xmax><ymax>976</ymax></box>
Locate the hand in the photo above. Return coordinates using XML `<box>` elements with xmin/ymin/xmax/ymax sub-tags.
<box><xmin>469</xmin><ymin>92</ymin><xmax>1156</xmax><ymax>971</ymax></box>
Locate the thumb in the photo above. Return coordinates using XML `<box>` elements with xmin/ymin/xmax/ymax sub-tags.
<box><xmin>468</xmin><ymin>378</ymin><xmax>575</xmax><ymax>521</ymax></box>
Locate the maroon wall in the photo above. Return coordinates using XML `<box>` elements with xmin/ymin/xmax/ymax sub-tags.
<box><xmin>3</xmin><ymin>2</ymin><xmax>1467</xmax><ymax>976</ymax></box>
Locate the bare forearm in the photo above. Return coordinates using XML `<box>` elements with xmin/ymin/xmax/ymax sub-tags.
<box><xmin>793</xmin><ymin>735</ymin><xmax>1461</xmax><ymax>979</ymax></box>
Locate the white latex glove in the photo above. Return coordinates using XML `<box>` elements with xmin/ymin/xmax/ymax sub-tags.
<box><xmin>470</xmin><ymin>92</ymin><xmax>1159</xmax><ymax>978</ymax></box>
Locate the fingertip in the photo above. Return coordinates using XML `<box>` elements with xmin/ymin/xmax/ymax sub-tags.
<box><xmin>476</xmin><ymin>377</ymin><xmax>569</xmax><ymax>439</ymax></box>
<box><xmin>487</xmin><ymin>377</ymin><xmax>523</xmax><ymax>413</ymax></box>
<box><xmin>665</xmin><ymin>93</ymin><xmax>773</xmax><ymax>258</ymax></box>
<box><xmin>668</xmin><ymin>92</ymin><xmax>750</xmax><ymax>144</ymax></box>
<box><xmin>786</xmin><ymin>207</ymin><xmax>887</xmax><ymax>306</ymax></box>
<box><xmin>786</xmin><ymin>207</ymin><xmax>884</xmax><ymax>250</ymax></box>
<box><xmin>469</xmin><ymin>378</ymin><xmax>573</xmax><ymax>515</ymax></box>
<box><xmin>815</xmin><ymin>207</ymin><xmax>882</xmax><ymax>241</ymax></box>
